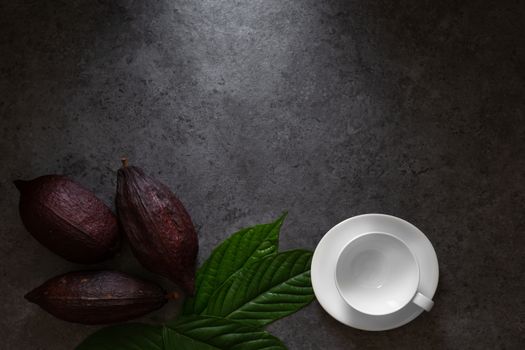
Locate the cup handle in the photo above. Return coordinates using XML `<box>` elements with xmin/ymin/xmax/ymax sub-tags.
<box><xmin>412</xmin><ymin>292</ymin><xmax>434</xmax><ymax>312</ymax></box>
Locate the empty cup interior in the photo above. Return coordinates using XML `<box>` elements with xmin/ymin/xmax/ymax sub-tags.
<box><xmin>335</xmin><ymin>232</ymin><xmax>419</xmax><ymax>315</ymax></box>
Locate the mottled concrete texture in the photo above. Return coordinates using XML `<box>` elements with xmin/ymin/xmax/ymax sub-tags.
<box><xmin>1</xmin><ymin>0</ymin><xmax>524</xmax><ymax>349</ymax></box>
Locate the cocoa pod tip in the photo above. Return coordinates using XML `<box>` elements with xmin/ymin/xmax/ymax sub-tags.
<box><xmin>13</xmin><ymin>180</ymin><xmax>28</xmax><ymax>191</ymax></box>
<box><xmin>24</xmin><ymin>288</ymin><xmax>40</xmax><ymax>303</ymax></box>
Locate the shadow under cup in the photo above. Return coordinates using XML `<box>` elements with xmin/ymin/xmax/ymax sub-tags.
<box><xmin>335</xmin><ymin>232</ymin><xmax>428</xmax><ymax>316</ymax></box>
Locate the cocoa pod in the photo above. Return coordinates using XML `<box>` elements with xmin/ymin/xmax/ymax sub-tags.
<box><xmin>116</xmin><ymin>160</ymin><xmax>198</xmax><ymax>295</ymax></box>
<box><xmin>14</xmin><ymin>175</ymin><xmax>120</xmax><ymax>263</ymax></box>
<box><xmin>25</xmin><ymin>271</ymin><xmax>167</xmax><ymax>324</ymax></box>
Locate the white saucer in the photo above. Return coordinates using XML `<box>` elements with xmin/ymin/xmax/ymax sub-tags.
<box><xmin>311</xmin><ymin>214</ymin><xmax>439</xmax><ymax>331</ymax></box>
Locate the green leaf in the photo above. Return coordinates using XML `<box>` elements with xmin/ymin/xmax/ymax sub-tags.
<box><xmin>76</xmin><ymin>317</ymin><xmax>286</xmax><ymax>350</ymax></box>
<box><xmin>202</xmin><ymin>250</ymin><xmax>314</xmax><ymax>327</ymax></box>
<box><xmin>162</xmin><ymin>327</ymin><xmax>216</xmax><ymax>350</ymax></box>
<box><xmin>76</xmin><ymin>323</ymin><xmax>163</xmax><ymax>350</ymax></box>
<box><xmin>184</xmin><ymin>214</ymin><xmax>286</xmax><ymax>315</ymax></box>
<box><xmin>164</xmin><ymin>315</ymin><xmax>286</xmax><ymax>350</ymax></box>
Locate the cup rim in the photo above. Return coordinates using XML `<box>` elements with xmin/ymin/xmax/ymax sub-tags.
<box><xmin>334</xmin><ymin>231</ymin><xmax>420</xmax><ymax>316</ymax></box>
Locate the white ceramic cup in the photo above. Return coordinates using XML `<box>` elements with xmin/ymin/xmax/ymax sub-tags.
<box><xmin>335</xmin><ymin>232</ymin><xmax>434</xmax><ymax>316</ymax></box>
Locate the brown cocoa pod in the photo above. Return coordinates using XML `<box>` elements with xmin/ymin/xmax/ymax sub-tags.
<box><xmin>116</xmin><ymin>160</ymin><xmax>198</xmax><ymax>295</ymax></box>
<box><xmin>14</xmin><ymin>175</ymin><xmax>120</xmax><ymax>263</ymax></box>
<box><xmin>25</xmin><ymin>270</ymin><xmax>167</xmax><ymax>324</ymax></box>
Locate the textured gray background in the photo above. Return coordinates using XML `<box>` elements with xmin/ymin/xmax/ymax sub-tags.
<box><xmin>1</xmin><ymin>0</ymin><xmax>524</xmax><ymax>349</ymax></box>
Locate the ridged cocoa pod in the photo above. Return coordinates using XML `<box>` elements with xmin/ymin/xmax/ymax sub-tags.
<box><xmin>14</xmin><ymin>175</ymin><xmax>120</xmax><ymax>263</ymax></box>
<box><xmin>25</xmin><ymin>271</ymin><xmax>167</xmax><ymax>324</ymax></box>
<box><xmin>116</xmin><ymin>159</ymin><xmax>198</xmax><ymax>295</ymax></box>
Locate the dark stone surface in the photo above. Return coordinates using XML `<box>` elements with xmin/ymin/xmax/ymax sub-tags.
<box><xmin>1</xmin><ymin>0</ymin><xmax>524</xmax><ymax>349</ymax></box>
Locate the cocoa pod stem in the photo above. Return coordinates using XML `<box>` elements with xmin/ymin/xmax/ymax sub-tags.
<box><xmin>165</xmin><ymin>291</ymin><xmax>181</xmax><ymax>300</ymax></box>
